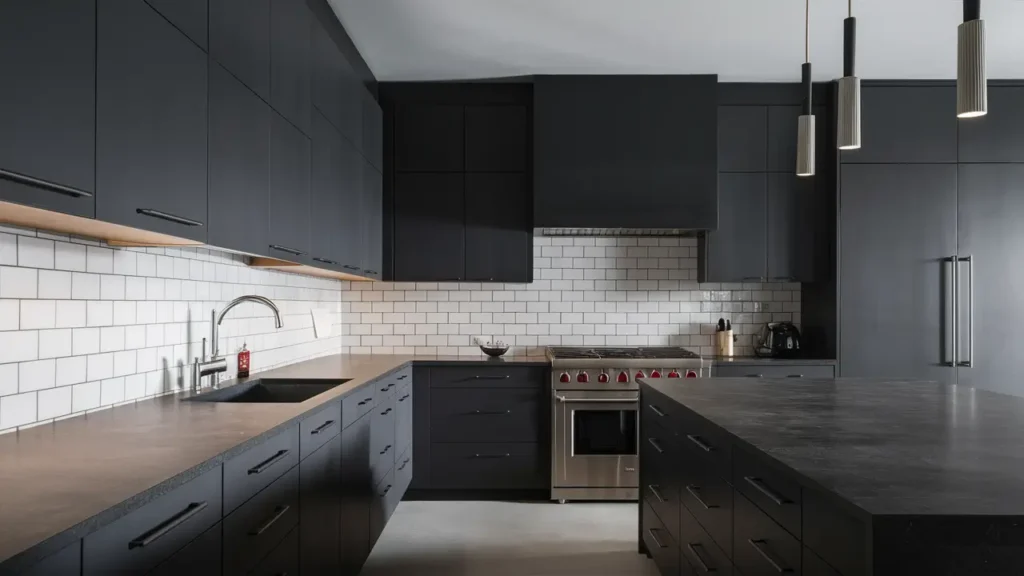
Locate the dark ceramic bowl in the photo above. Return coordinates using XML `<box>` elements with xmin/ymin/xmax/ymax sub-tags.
<box><xmin>480</xmin><ymin>344</ymin><xmax>510</xmax><ymax>357</ymax></box>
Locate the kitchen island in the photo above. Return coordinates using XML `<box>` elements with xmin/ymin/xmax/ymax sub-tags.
<box><xmin>640</xmin><ymin>377</ymin><xmax>1024</xmax><ymax>576</ymax></box>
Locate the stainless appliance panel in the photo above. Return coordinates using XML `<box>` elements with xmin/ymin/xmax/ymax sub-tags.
<box><xmin>552</xmin><ymin>390</ymin><xmax>639</xmax><ymax>497</ymax></box>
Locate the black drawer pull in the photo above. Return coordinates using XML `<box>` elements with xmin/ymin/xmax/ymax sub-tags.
<box><xmin>380</xmin><ymin>408</ymin><xmax>392</xmax><ymax>415</ymax></box>
<box><xmin>647</xmin><ymin>484</ymin><xmax>667</xmax><ymax>503</ymax></box>
<box><xmin>686</xmin><ymin>543</ymin><xmax>716</xmax><ymax>573</ymax></box>
<box><xmin>269</xmin><ymin>244</ymin><xmax>305</xmax><ymax>256</ymax></box>
<box><xmin>250</xmin><ymin>505</ymin><xmax>291</xmax><ymax>536</ymax></box>
<box><xmin>649</xmin><ymin>404</ymin><xmax>666</xmax><ymax>417</ymax></box>
<box><xmin>398</xmin><ymin>458</ymin><xmax>410</xmax><ymax>471</ymax></box>
<box><xmin>343</xmin><ymin>264</ymin><xmax>361</xmax><ymax>270</ymax></box>
<box><xmin>685</xmin><ymin>485</ymin><xmax>718</xmax><ymax>510</ymax></box>
<box><xmin>379</xmin><ymin>444</ymin><xmax>391</xmax><ymax>455</ymax></box>
<box><xmin>357</xmin><ymin>397</ymin><xmax>373</xmax><ymax>406</ymax></box>
<box><xmin>471</xmin><ymin>453</ymin><xmax>510</xmax><ymax>459</ymax></box>
<box><xmin>247</xmin><ymin>449</ymin><xmax>290</xmax><ymax>475</ymax></box>
<box><xmin>388</xmin><ymin>382</ymin><xmax>396</xmax><ymax>388</ymax></box>
<box><xmin>745</xmin><ymin>374</ymin><xmax>764</xmax><ymax>378</ymax></box>
<box><xmin>646</xmin><ymin>437</ymin><xmax>664</xmax><ymax>454</ymax></box>
<box><xmin>747</xmin><ymin>539</ymin><xmax>793</xmax><ymax>573</ymax></box>
<box><xmin>136</xmin><ymin>208</ymin><xmax>203</xmax><ymax>226</ymax></box>
<box><xmin>472</xmin><ymin>409</ymin><xmax>511</xmax><ymax>415</ymax></box>
<box><xmin>399</xmin><ymin>394</ymin><xmax>410</xmax><ymax>401</ymax></box>
<box><xmin>128</xmin><ymin>501</ymin><xmax>208</xmax><ymax>549</ymax></box>
<box><xmin>364</xmin><ymin>269</ymin><xmax>378</xmax><ymax>275</ymax></box>
<box><xmin>472</xmin><ymin>375</ymin><xmax>510</xmax><ymax>380</ymax></box>
<box><xmin>381</xmin><ymin>484</ymin><xmax>392</xmax><ymax>496</ymax></box>
<box><xmin>312</xmin><ymin>257</ymin><xmax>338</xmax><ymax>265</ymax></box>
<box><xmin>397</xmin><ymin>374</ymin><xmax>408</xmax><ymax>380</ymax></box>
<box><xmin>646</xmin><ymin>528</ymin><xmax>668</xmax><ymax>549</ymax></box>
<box><xmin>744</xmin><ymin>476</ymin><xmax>789</xmax><ymax>506</ymax></box>
<box><xmin>0</xmin><ymin>169</ymin><xmax>94</xmax><ymax>198</ymax></box>
<box><xmin>686</xmin><ymin>434</ymin><xmax>713</xmax><ymax>452</ymax></box>
<box><xmin>786</xmin><ymin>374</ymin><xmax>804</xmax><ymax>378</ymax></box>
<box><xmin>310</xmin><ymin>420</ymin><xmax>336</xmax><ymax>435</ymax></box>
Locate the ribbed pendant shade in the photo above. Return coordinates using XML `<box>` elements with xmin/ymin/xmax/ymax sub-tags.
<box><xmin>796</xmin><ymin>114</ymin><xmax>816</xmax><ymax>176</ymax></box>
<box><xmin>837</xmin><ymin>11</ymin><xmax>861</xmax><ymax>150</ymax></box>
<box><xmin>957</xmin><ymin>17</ymin><xmax>987</xmax><ymax>118</ymax></box>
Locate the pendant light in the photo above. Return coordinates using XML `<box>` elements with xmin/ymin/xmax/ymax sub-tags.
<box><xmin>957</xmin><ymin>0</ymin><xmax>987</xmax><ymax>118</ymax></box>
<box><xmin>796</xmin><ymin>0</ymin><xmax>815</xmax><ymax>177</ymax></box>
<box><xmin>837</xmin><ymin>0</ymin><xmax>861</xmax><ymax>149</ymax></box>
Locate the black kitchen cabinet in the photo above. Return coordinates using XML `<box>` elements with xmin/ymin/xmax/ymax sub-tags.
<box><xmin>248</xmin><ymin>528</ymin><xmax>298</xmax><ymax>576</ymax></box>
<box><xmin>147</xmin><ymin>523</ymin><xmax>222</xmax><ymax>576</ymax></box>
<box><xmin>96</xmin><ymin>0</ymin><xmax>208</xmax><ymax>242</ymax></box>
<box><xmin>767</xmin><ymin>173</ymin><xmax>818</xmax><ymax>281</ymax></box>
<box><xmin>719</xmin><ymin>106</ymin><xmax>767</xmax><ymax>172</ymax></box>
<box><xmin>393</xmin><ymin>173</ymin><xmax>465</xmax><ymax>281</ymax></box>
<box><xmin>766</xmin><ymin>105</ymin><xmax>827</xmax><ymax>173</ymax></box>
<box><xmin>208</xmin><ymin>62</ymin><xmax>271</xmax><ymax>257</ymax></box>
<box><xmin>958</xmin><ymin>87</ymin><xmax>1024</xmax><ymax>162</ymax></box>
<box><xmin>270</xmin><ymin>0</ymin><xmax>311</xmax><ymax>135</ymax></box>
<box><xmin>699</xmin><ymin>173</ymin><xmax>767</xmax><ymax>282</ymax></box>
<box><xmin>362</xmin><ymin>161</ymin><xmax>383</xmax><ymax>278</ymax></box>
<box><xmin>337</xmin><ymin>130</ymin><xmax>366</xmax><ymax>274</ymax></box>
<box><xmin>300</xmin><ymin>433</ymin><xmax>342</xmax><ymax>575</ymax></box>
<box><xmin>839</xmin><ymin>164</ymin><xmax>958</xmax><ymax>382</ymax></box>
<box><xmin>310</xmin><ymin>110</ymin><xmax>346</xmax><ymax>269</ymax></box>
<box><xmin>223</xmin><ymin>465</ymin><xmax>299</xmax><ymax>575</ymax></box>
<box><xmin>0</xmin><ymin>0</ymin><xmax>96</xmax><ymax>217</ymax></box>
<box><xmin>268</xmin><ymin>112</ymin><xmax>312</xmax><ymax>263</ymax></box>
<box><xmin>395</xmin><ymin>104</ymin><xmax>464</xmax><ymax>172</ymax></box>
<box><xmin>210</xmin><ymin>0</ymin><xmax>270</xmax><ymax>101</ymax></box>
<box><xmin>840</xmin><ymin>86</ymin><xmax>957</xmax><ymax>164</ymax></box>
<box><xmin>363</xmin><ymin>91</ymin><xmax>384</xmax><ymax>171</ymax></box>
<box><xmin>465</xmin><ymin>173</ymin><xmax>532</xmax><ymax>282</ymax></box>
<box><xmin>466</xmin><ymin>105</ymin><xmax>529</xmax><ymax>172</ymax></box>
<box><xmin>18</xmin><ymin>541</ymin><xmax>81</xmax><ymax>576</ymax></box>
<box><xmin>310</xmin><ymin>17</ymin><xmax>361</xmax><ymax>148</ymax></box>
<box><xmin>340</xmin><ymin>411</ymin><xmax>372</xmax><ymax>574</ymax></box>
<box><xmin>145</xmin><ymin>0</ymin><xmax>207</xmax><ymax>50</ymax></box>
<box><xmin>534</xmin><ymin>75</ymin><xmax>718</xmax><ymax>229</ymax></box>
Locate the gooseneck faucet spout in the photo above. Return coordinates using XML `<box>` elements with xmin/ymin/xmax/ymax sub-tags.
<box><xmin>192</xmin><ymin>295</ymin><xmax>283</xmax><ymax>393</ymax></box>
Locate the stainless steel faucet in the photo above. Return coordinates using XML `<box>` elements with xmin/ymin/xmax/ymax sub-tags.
<box><xmin>192</xmin><ymin>295</ymin><xmax>283</xmax><ymax>393</ymax></box>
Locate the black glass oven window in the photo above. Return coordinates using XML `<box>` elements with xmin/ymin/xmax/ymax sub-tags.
<box><xmin>573</xmin><ymin>409</ymin><xmax>637</xmax><ymax>456</ymax></box>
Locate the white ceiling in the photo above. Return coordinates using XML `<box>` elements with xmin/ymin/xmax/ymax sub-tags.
<box><xmin>328</xmin><ymin>0</ymin><xmax>1024</xmax><ymax>82</ymax></box>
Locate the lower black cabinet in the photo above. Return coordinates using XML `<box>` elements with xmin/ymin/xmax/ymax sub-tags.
<box><xmin>147</xmin><ymin>523</ymin><xmax>222</xmax><ymax>576</ymax></box>
<box><xmin>300</xmin><ymin>434</ymin><xmax>342</xmax><ymax>575</ymax></box>
<box><xmin>248</xmin><ymin>527</ymin><xmax>298</xmax><ymax>576</ymax></box>
<box><xmin>341</xmin><ymin>411</ymin><xmax>373</xmax><ymax>573</ymax></box>
<box><xmin>17</xmin><ymin>541</ymin><xmax>82</xmax><ymax>576</ymax></box>
<box><xmin>465</xmin><ymin>173</ymin><xmax>532</xmax><ymax>282</ymax></box>
<box><xmin>223</xmin><ymin>465</ymin><xmax>299</xmax><ymax>575</ymax></box>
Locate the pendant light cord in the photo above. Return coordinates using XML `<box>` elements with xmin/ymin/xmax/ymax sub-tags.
<box><xmin>805</xmin><ymin>0</ymin><xmax>810</xmax><ymax>63</ymax></box>
<box><xmin>848</xmin><ymin>0</ymin><xmax>852</xmax><ymax>18</ymax></box>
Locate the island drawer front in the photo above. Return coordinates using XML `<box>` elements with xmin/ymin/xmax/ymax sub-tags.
<box><xmin>299</xmin><ymin>400</ymin><xmax>342</xmax><ymax>459</ymax></box>
<box><xmin>147</xmin><ymin>521</ymin><xmax>222</xmax><ymax>576</ymax></box>
<box><xmin>429</xmin><ymin>443</ymin><xmax>545</xmax><ymax>489</ymax></box>
<box><xmin>679</xmin><ymin>503</ymin><xmax>734</xmax><ymax>576</ymax></box>
<box><xmin>642</xmin><ymin>500</ymin><xmax>682</xmax><ymax>576</ymax></box>
<box><xmin>223</xmin><ymin>464</ymin><xmax>300</xmax><ymax>576</ymax></box>
<box><xmin>678</xmin><ymin>466</ymin><xmax>733</xmax><ymax>557</ymax></box>
<box><xmin>371</xmin><ymin>397</ymin><xmax>397</xmax><ymax>479</ymax></box>
<box><xmin>395</xmin><ymin>446</ymin><xmax>413</xmax><ymax>496</ymax></box>
<box><xmin>430</xmin><ymin>387</ymin><xmax>543</xmax><ymax>443</ymax></box>
<box><xmin>803</xmin><ymin>547</ymin><xmax>843</xmax><ymax>576</ymax></box>
<box><xmin>375</xmin><ymin>372</ymin><xmax>400</xmax><ymax>401</ymax></box>
<box><xmin>429</xmin><ymin>366</ymin><xmax>546</xmax><ymax>388</ymax></box>
<box><xmin>734</xmin><ymin>492</ymin><xmax>802</xmax><ymax>576</ymax></box>
<box><xmin>370</xmin><ymin>467</ymin><xmax>396</xmax><ymax>548</ymax></box>
<box><xmin>395</xmin><ymin>385</ymin><xmax>413</xmax><ymax>456</ymax></box>
<box><xmin>247</xmin><ymin>526</ymin><xmax>298</xmax><ymax>576</ymax></box>
<box><xmin>642</xmin><ymin>420</ymin><xmax>680</xmax><ymax>540</ymax></box>
<box><xmin>713</xmin><ymin>364</ymin><xmax>835</xmax><ymax>379</ymax></box>
<box><xmin>223</xmin><ymin>425</ymin><xmax>299</xmax><ymax>514</ymax></box>
<box><xmin>734</xmin><ymin>448</ymin><xmax>802</xmax><ymax>539</ymax></box>
<box><xmin>83</xmin><ymin>466</ymin><xmax>222</xmax><ymax>576</ymax></box>
<box><xmin>643</xmin><ymin>388</ymin><xmax>685</xmax><ymax>432</ymax></box>
<box><xmin>343</xmin><ymin>386</ymin><xmax>376</xmax><ymax>428</ymax></box>
<box><xmin>676</xmin><ymin>409</ymin><xmax>733</xmax><ymax>482</ymax></box>
<box><xmin>803</xmin><ymin>489</ymin><xmax>868</xmax><ymax>576</ymax></box>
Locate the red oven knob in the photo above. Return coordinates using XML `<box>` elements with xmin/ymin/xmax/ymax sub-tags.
<box><xmin>598</xmin><ymin>371</ymin><xmax>609</xmax><ymax>383</ymax></box>
<box><xmin>576</xmin><ymin>370</ymin><xmax>589</xmax><ymax>383</ymax></box>
<box><xmin>667</xmin><ymin>370</ymin><xmax>681</xmax><ymax>378</ymax></box>
<box><xmin>617</xmin><ymin>371</ymin><xmax>629</xmax><ymax>383</ymax></box>
<box><xmin>685</xmin><ymin>370</ymin><xmax>698</xmax><ymax>379</ymax></box>
<box><xmin>635</xmin><ymin>370</ymin><xmax>646</xmax><ymax>380</ymax></box>
<box><xmin>558</xmin><ymin>371</ymin><xmax>570</xmax><ymax>383</ymax></box>
<box><xmin>650</xmin><ymin>370</ymin><xmax>662</xmax><ymax>378</ymax></box>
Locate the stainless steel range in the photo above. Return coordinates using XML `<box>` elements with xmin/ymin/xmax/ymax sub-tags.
<box><xmin>547</xmin><ymin>346</ymin><xmax>711</xmax><ymax>503</ymax></box>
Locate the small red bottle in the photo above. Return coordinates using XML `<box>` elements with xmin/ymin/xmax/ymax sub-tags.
<box><xmin>237</xmin><ymin>343</ymin><xmax>250</xmax><ymax>378</ymax></box>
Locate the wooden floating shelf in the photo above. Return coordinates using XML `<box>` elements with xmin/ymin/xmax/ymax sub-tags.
<box><xmin>0</xmin><ymin>200</ymin><xmax>202</xmax><ymax>247</ymax></box>
<box><xmin>249</xmin><ymin>257</ymin><xmax>373</xmax><ymax>282</ymax></box>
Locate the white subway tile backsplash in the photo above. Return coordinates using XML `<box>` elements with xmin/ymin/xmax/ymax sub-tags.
<box><xmin>20</xmin><ymin>300</ymin><xmax>56</xmax><ymax>330</ymax></box>
<box><xmin>0</xmin><ymin>331</ymin><xmax>38</xmax><ymax>364</ymax></box>
<box><xmin>19</xmin><ymin>359</ymin><xmax>55</xmax><ymax>392</ymax></box>
<box><xmin>0</xmin><ymin>363</ymin><xmax>17</xmax><ymax>397</ymax></box>
<box><xmin>37</xmin><ymin>386</ymin><xmax>72</xmax><ymax>420</ymax></box>
<box><xmin>87</xmin><ymin>300</ymin><xmax>114</xmax><ymax>327</ymax></box>
<box><xmin>18</xmin><ymin>236</ymin><xmax>54</xmax><ymax>269</ymax></box>
<box><xmin>54</xmin><ymin>242</ymin><xmax>86</xmax><ymax>271</ymax></box>
<box><xmin>0</xmin><ymin>391</ymin><xmax>36</xmax><ymax>430</ymax></box>
<box><xmin>71</xmin><ymin>381</ymin><xmax>101</xmax><ymax>413</ymax></box>
<box><xmin>0</xmin><ymin>233</ymin><xmax>17</xmax><ymax>266</ymax></box>
<box><xmin>39</xmin><ymin>329</ymin><xmax>72</xmax><ymax>360</ymax></box>
<box><xmin>86</xmin><ymin>246</ymin><xmax>113</xmax><ymax>274</ymax></box>
<box><xmin>1</xmin><ymin>267</ymin><xmax>37</xmax><ymax>298</ymax></box>
<box><xmin>71</xmin><ymin>272</ymin><xmax>100</xmax><ymax>300</ymax></box>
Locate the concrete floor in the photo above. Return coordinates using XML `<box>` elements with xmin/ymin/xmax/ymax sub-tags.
<box><xmin>361</xmin><ymin>501</ymin><xmax>660</xmax><ymax>576</ymax></box>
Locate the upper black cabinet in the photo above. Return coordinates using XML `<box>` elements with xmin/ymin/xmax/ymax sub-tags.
<box><xmin>534</xmin><ymin>75</ymin><xmax>718</xmax><ymax>229</ymax></box>
<box><xmin>393</xmin><ymin>173</ymin><xmax>465</xmax><ymax>281</ymax></box>
<box><xmin>767</xmin><ymin>173</ymin><xmax>818</xmax><ymax>281</ymax></box>
<box><xmin>270</xmin><ymin>0</ymin><xmax>311</xmax><ymax>135</ymax></box>
<box><xmin>361</xmin><ymin>162</ymin><xmax>383</xmax><ymax>278</ymax></box>
<box><xmin>958</xmin><ymin>86</ymin><xmax>1024</xmax><ymax>162</ymax></box>
<box><xmin>210</xmin><ymin>0</ymin><xmax>270</xmax><ymax>101</ymax></box>
<box><xmin>395</xmin><ymin>104</ymin><xmax>465</xmax><ymax>172</ymax></box>
<box><xmin>311</xmin><ymin>110</ymin><xmax>345</xmax><ymax>269</ymax></box>
<box><xmin>337</xmin><ymin>128</ymin><xmax>366</xmax><ymax>274</ymax></box>
<box><xmin>269</xmin><ymin>111</ymin><xmax>311</xmax><ymax>262</ymax></box>
<box><xmin>208</xmin><ymin>62</ymin><xmax>271</xmax><ymax>256</ymax></box>
<box><xmin>719</xmin><ymin>106</ymin><xmax>767</xmax><ymax>172</ymax></box>
<box><xmin>97</xmin><ymin>0</ymin><xmax>208</xmax><ymax>242</ymax></box>
<box><xmin>465</xmin><ymin>173</ymin><xmax>532</xmax><ymax>282</ymax></box>
<box><xmin>362</xmin><ymin>91</ymin><xmax>384</xmax><ymax>171</ymax></box>
<box><xmin>466</xmin><ymin>105</ymin><xmax>529</xmax><ymax>172</ymax></box>
<box><xmin>699</xmin><ymin>173</ymin><xmax>767</xmax><ymax>282</ymax></box>
<box><xmin>145</xmin><ymin>0</ymin><xmax>207</xmax><ymax>50</ymax></box>
<box><xmin>311</xmin><ymin>17</ymin><xmax>361</xmax><ymax>147</ymax></box>
<box><xmin>0</xmin><ymin>0</ymin><xmax>96</xmax><ymax>217</ymax></box>
<box><xmin>841</xmin><ymin>86</ymin><xmax>957</xmax><ymax>164</ymax></box>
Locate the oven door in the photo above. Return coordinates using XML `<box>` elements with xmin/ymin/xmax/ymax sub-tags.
<box><xmin>552</xmin><ymin>390</ymin><xmax>639</xmax><ymax>489</ymax></box>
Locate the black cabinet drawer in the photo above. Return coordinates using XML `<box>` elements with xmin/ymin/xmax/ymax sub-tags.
<box><xmin>642</xmin><ymin>420</ymin><xmax>680</xmax><ymax>541</ymax></box>
<box><xmin>224</xmin><ymin>464</ymin><xmax>299</xmax><ymax>576</ymax></box>
<box><xmin>371</xmin><ymin>398</ymin><xmax>397</xmax><ymax>485</ymax></box>
<box><xmin>83</xmin><ymin>466</ymin><xmax>221</xmax><ymax>576</ymax></box>
<box><xmin>223</xmin><ymin>426</ymin><xmax>299</xmax><ymax>514</ymax></box>
<box><xmin>679</xmin><ymin>504</ymin><xmax>733</xmax><ymax>576</ymax></box>
<box><xmin>430</xmin><ymin>387</ymin><xmax>542</xmax><ymax>443</ymax></box>
<box><xmin>395</xmin><ymin>446</ymin><xmax>413</xmax><ymax>497</ymax></box>
<box><xmin>429</xmin><ymin>443</ymin><xmax>545</xmax><ymax>489</ymax></box>
<box><xmin>642</xmin><ymin>500</ymin><xmax>681</xmax><ymax>576</ymax></box>
<box><xmin>395</xmin><ymin>386</ymin><xmax>413</xmax><ymax>456</ymax></box>
<box><xmin>734</xmin><ymin>448</ymin><xmax>801</xmax><ymax>539</ymax></box>
<box><xmin>375</xmin><ymin>374</ymin><xmax>400</xmax><ymax>400</ymax></box>
<box><xmin>429</xmin><ymin>366</ymin><xmax>545</xmax><ymax>388</ymax></box>
<box><xmin>299</xmin><ymin>401</ymin><xmax>341</xmax><ymax>458</ymax></box>
<box><xmin>248</xmin><ymin>526</ymin><xmax>298</xmax><ymax>576</ymax></box>
<box><xmin>676</xmin><ymin>411</ymin><xmax>732</xmax><ymax>482</ymax></box>
<box><xmin>147</xmin><ymin>522</ymin><xmax>221</xmax><ymax>576</ymax></box>
<box><xmin>712</xmin><ymin>364</ymin><xmax>835</xmax><ymax>379</ymax></box>
<box><xmin>678</xmin><ymin>466</ymin><xmax>733</xmax><ymax>557</ymax></box>
<box><xmin>643</xmin><ymin>390</ymin><xmax>685</xmax><ymax>431</ymax></box>
<box><xmin>369</xmin><ymin>468</ymin><xmax>396</xmax><ymax>549</ymax></box>
<box><xmin>342</xmin><ymin>386</ymin><xmax>375</xmax><ymax>428</ymax></box>
<box><xmin>734</xmin><ymin>493</ymin><xmax>802</xmax><ymax>576</ymax></box>
<box><xmin>19</xmin><ymin>541</ymin><xmax>81</xmax><ymax>576</ymax></box>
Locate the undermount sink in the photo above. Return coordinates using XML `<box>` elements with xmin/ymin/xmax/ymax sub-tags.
<box><xmin>184</xmin><ymin>379</ymin><xmax>348</xmax><ymax>403</ymax></box>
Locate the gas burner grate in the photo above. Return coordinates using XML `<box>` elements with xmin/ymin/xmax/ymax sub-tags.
<box><xmin>548</xmin><ymin>346</ymin><xmax>701</xmax><ymax>360</ymax></box>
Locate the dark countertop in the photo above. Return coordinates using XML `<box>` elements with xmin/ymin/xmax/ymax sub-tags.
<box><xmin>645</xmin><ymin>377</ymin><xmax>1024</xmax><ymax>516</ymax></box>
<box><xmin>708</xmin><ymin>356</ymin><xmax>837</xmax><ymax>366</ymax></box>
<box><xmin>0</xmin><ymin>354</ymin><xmax>548</xmax><ymax>567</ymax></box>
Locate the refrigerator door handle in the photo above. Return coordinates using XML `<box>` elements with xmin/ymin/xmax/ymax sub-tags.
<box><xmin>945</xmin><ymin>256</ymin><xmax>957</xmax><ymax>367</ymax></box>
<box><xmin>957</xmin><ymin>255</ymin><xmax>974</xmax><ymax>368</ymax></box>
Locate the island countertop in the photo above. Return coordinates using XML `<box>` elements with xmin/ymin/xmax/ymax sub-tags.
<box><xmin>644</xmin><ymin>377</ymin><xmax>1024</xmax><ymax>517</ymax></box>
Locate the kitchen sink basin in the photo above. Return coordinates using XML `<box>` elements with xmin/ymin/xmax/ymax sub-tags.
<box><xmin>184</xmin><ymin>379</ymin><xmax>348</xmax><ymax>403</ymax></box>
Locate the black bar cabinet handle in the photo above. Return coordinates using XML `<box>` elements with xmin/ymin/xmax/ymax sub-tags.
<box><xmin>399</xmin><ymin>394</ymin><xmax>410</xmax><ymax>401</ymax></box>
<box><xmin>685</xmin><ymin>485</ymin><xmax>718</xmax><ymax>510</ymax></box>
<box><xmin>649</xmin><ymin>404</ymin><xmax>666</xmax><ymax>417</ymax></box>
<box><xmin>128</xmin><ymin>501</ymin><xmax>208</xmax><ymax>549</ymax></box>
<box><xmin>0</xmin><ymin>169</ymin><xmax>94</xmax><ymax>198</ymax></box>
<box><xmin>310</xmin><ymin>420</ymin><xmax>336</xmax><ymax>435</ymax></box>
<box><xmin>248</xmin><ymin>449</ymin><xmax>290</xmax><ymax>475</ymax></box>
<box><xmin>269</xmin><ymin>244</ymin><xmax>305</xmax><ymax>256</ymax></box>
<box><xmin>745</xmin><ymin>374</ymin><xmax>764</xmax><ymax>378</ymax></box>
<box><xmin>379</xmin><ymin>444</ymin><xmax>391</xmax><ymax>455</ymax></box>
<box><xmin>381</xmin><ymin>484</ymin><xmax>392</xmax><ymax>496</ymax></box>
<box><xmin>647</xmin><ymin>529</ymin><xmax>668</xmax><ymax>549</ymax></box>
<box><xmin>786</xmin><ymin>374</ymin><xmax>804</xmax><ymax>378</ymax></box>
<box><xmin>747</xmin><ymin>539</ymin><xmax>793</xmax><ymax>573</ymax></box>
<box><xmin>250</xmin><ymin>505</ymin><xmax>291</xmax><ymax>536</ymax></box>
<box><xmin>343</xmin><ymin>264</ymin><xmax>361</xmax><ymax>270</ymax></box>
<box><xmin>387</xmin><ymin>382</ymin><xmax>395</xmax><ymax>388</ymax></box>
<box><xmin>647</xmin><ymin>437</ymin><xmax>664</xmax><ymax>454</ymax></box>
<box><xmin>137</xmin><ymin>208</ymin><xmax>203</xmax><ymax>226</ymax></box>
<box><xmin>398</xmin><ymin>458</ymin><xmax>410</xmax><ymax>471</ymax></box>
<box><xmin>472</xmin><ymin>453</ymin><xmax>510</xmax><ymax>459</ymax></box>
<box><xmin>472</xmin><ymin>409</ymin><xmax>511</xmax><ymax>415</ymax></box>
<box><xmin>472</xmin><ymin>375</ymin><xmax>511</xmax><ymax>380</ymax></box>
<box><xmin>312</xmin><ymin>257</ymin><xmax>338</xmax><ymax>265</ymax></box>
<box><xmin>744</xmin><ymin>476</ymin><xmax>788</xmax><ymax>506</ymax></box>
<box><xmin>647</xmin><ymin>484</ymin><xmax>666</xmax><ymax>503</ymax></box>
<box><xmin>363</xmin><ymin>270</ymin><xmax>378</xmax><ymax>275</ymax></box>
<box><xmin>381</xmin><ymin>408</ymin><xmax>392</xmax><ymax>415</ymax></box>
<box><xmin>686</xmin><ymin>434</ymin><xmax>713</xmax><ymax>452</ymax></box>
<box><xmin>397</xmin><ymin>374</ymin><xmax>408</xmax><ymax>380</ymax></box>
<box><xmin>687</xmin><ymin>543</ymin><xmax>715</xmax><ymax>573</ymax></box>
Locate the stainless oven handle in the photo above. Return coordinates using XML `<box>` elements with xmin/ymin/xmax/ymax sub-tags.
<box><xmin>555</xmin><ymin>396</ymin><xmax>639</xmax><ymax>403</ymax></box>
